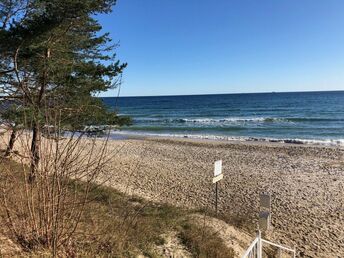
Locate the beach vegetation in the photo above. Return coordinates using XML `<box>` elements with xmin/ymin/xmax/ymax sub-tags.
<box><xmin>0</xmin><ymin>0</ymin><xmax>133</xmax><ymax>256</ymax></box>
<box><xmin>0</xmin><ymin>1</ymin><xmax>237</xmax><ymax>257</ymax></box>
<box><xmin>0</xmin><ymin>158</ymin><xmax>235</xmax><ymax>257</ymax></box>
<box><xmin>0</xmin><ymin>0</ymin><xmax>128</xmax><ymax>182</ymax></box>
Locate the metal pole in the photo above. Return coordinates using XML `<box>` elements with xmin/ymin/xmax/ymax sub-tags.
<box><xmin>215</xmin><ymin>181</ymin><xmax>218</xmax><ymax>215</ymax></box>
<box><xmin>278</xmin><ymin>248</ymin><xmax>282</xmax><ymax>258</ymax></box>
<box><xmin>257</xmin><ymin>230</ymin><xmax>262</xmax><ymax>258</ymax></box>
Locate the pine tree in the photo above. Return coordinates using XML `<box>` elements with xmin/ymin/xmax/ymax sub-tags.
<box><xmin>0</xmin><ymin>0</ymin><xmax>128</xmax><ymax>182</ymax></box>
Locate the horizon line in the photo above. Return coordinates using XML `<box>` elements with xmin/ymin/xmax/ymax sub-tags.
<box><xmin>101</xmin><ymin>89</ymin><xmax>344</xmax><ymax>98</ymax></box>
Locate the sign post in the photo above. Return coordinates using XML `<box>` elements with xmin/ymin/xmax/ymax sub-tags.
<box><xmin>212</xmin><ymin>160</ymin><xmax>223</xmax><ymax>215</ymax></box>
<box><xmin>259</xmin><ymin>192</ymin><xmax>271</xmax><ymax>231</ymax></box>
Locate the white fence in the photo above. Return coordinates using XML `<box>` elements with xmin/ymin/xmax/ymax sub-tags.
<box><xmin>242</xmin><ymin>231</ymin><xmax>296</xmax><ymax>258</ymax></box>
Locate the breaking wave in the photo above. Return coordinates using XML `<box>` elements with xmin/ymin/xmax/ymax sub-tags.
<box><xmin>111</xmin><ymin>130</ymin><xmax>344</xmax><ymax>146</ymax></box>
<box><xmin>133</xmin><ymin>117</ymin><xmax>341</xmax><ymax>124</ymax></box>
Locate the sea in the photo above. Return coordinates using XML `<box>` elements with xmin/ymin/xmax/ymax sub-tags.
<box><xmin>102</xmin><ymin>91</ymin><xmax>344</xmax><ymax>146</ymax></box>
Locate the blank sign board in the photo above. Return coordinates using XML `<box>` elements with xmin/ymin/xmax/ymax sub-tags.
<box><xmin>260</xmin><ymin>193</ymin><xmax>271</xmax><ymax>209</ymax></box>
<box><xmin>214</xmin><ymin>160</ymin><xmax>222</xmax><ymax>177</ymax></box>
<box><xmin>259</xmin><ymin>193</ymin><xmax>271</xmax><ymax>231</ymax></box>
<box><xmin>259</xmin><ymin>211</ymin><xmax>271</xmax><ymax>231</ymax></box>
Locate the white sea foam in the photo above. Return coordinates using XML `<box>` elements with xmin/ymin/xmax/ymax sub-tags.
<box><xmin>133</xmin><ymin>117</ymin><xmax>290</xmax><ymax>124</ymax></box>
<box><xmin>180</xmin><ymin>117</ymin><xmax>269</xmax><ymax>123</ymax></box>
<box><xmin>111</xmin><ymin>130</ymin><xmax>344</xmax><ymax>146</ymax></box>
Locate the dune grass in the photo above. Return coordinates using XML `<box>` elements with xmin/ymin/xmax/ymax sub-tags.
<box><xmin>0</xmin><ymin>159</ymin><xmax>235</xmax><ymax>257</ymax></box>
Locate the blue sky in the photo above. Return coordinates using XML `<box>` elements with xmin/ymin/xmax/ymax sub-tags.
<box><xmin>98</xmin><ymin>0</ymin><xmax>344</xmax><ymax>97</ymax></box>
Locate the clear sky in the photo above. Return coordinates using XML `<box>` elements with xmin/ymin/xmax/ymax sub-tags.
<box><xmin>98</xmin><ymin>0</ymin><xmax>344</xmax><ymax>97</ymax></box>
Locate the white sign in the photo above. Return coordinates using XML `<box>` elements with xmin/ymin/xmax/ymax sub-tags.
<box><xmin>213</xmin><ymin>174</ymin><xmax>223</xmax><ymax>183</ymax></box>
<box><xmin>214</xmin><ymin>160</ymin><xmax>222</xmax><ymax>177</ymax></box>
<box><xmin>213</xmin><ymin>160</ymin><xmax>223</xmax><ymax>183</ymax></box>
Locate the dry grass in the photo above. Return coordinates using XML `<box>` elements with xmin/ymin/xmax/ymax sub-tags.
<box><xmin>179</xmin><ymin>222</ymin><xmax>235</xmax><ymax>258</ymax></box>
<box><xmin>0</xmin><ymin>158</ymin><xmax>235</xmax><ymax>257</ymax></box>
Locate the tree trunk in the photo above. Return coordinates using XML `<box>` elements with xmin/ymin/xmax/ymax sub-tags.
<box><xmin>4</xmin><ymin>128</ymin><xmax>17</xmax><ymax>157</ymax></box>
<box><xmin>29</xmin><ymin>123</ymin><xmax>40</xmax><ymax>183</ymax></box>
<box><xmin>29</xmin><ymin>48</ymin><xmax>50</xmax><ymax>183</ymax></box>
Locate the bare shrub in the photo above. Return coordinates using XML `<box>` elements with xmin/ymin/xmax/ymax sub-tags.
<box><xmin>0</xmin><ymin>115</ymin><xmax>118</xmax><ymax>255</ymax></box>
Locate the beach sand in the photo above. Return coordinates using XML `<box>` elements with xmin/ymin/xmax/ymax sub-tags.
<box><xmin>1</xmin><ymin>131</ymin><xmax>344</xmax><ymax>257</ymax></box>
<box><xmin>103</xmin><ymin>137</ymin><xmax>344</xmax><ymax>257</ymax></box>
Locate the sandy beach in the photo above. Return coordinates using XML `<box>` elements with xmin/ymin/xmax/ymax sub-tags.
<box><xmin>102</xmin><ymin>136</ymin><xmax>344</xmax><ymax>257</ymax></box>
<box><xmin>1</xmin><ymin>131</ymin><xmax>344</xmax><ymax>257</ymax></box>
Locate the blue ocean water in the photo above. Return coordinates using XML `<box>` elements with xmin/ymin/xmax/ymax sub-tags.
<box><xmin>102</xmin><ymin>91</ymin><xmax>344</xmax><ymax>145</ymax></box>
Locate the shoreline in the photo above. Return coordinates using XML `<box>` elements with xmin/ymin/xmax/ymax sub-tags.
<box><xmin>3</xmin><ymin>124</ymin><xmax>344</xmax><ymax>148</ymax></box>
<box><xmin>110</xmin><ymin>130</ymin><xmax>344</xmax><ymax>149</ymax></box>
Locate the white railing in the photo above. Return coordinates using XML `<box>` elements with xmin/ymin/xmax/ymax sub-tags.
<box><xmin>242</xmin><ymin>231</ymin><xmax>296</xmax><ymax>258</ymax></box>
